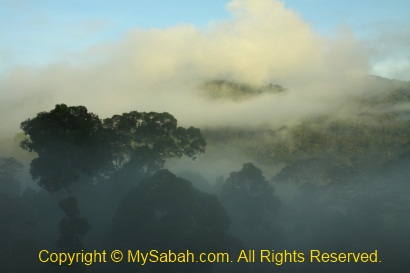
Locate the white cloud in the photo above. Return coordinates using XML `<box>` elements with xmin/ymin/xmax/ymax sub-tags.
<box><xmin>0</xmin><ymin>0</ymin><xmax>371</xmax><ymax>135</ymax></box>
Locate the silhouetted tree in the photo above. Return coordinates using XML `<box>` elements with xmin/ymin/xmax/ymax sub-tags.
<box><xmin>107</xmin><ymin>170</ymin><xmax>235</xmax><ymax>273</ymax></box>
<box><xmin>103</xmin><ymin>111</ymin><xmax>206</xmax><ymax>175</ymax></box>
<box><xmin>20</xmin><ymin>104</ymin><xmax>111</xmax><ymax>192</ymax></box>
<box><xmin>57</xmin><ymin>196</ymin><xmax>90</xmax><ymax>251</ymax></box>
<box><xmin>20</xmin><ymin>104</ymin><xmax>105</xmax><ymax>273</ymax></box>
<box><xmin>220</xmin><ymin>163</ymin><xmax>281</xmax><ymax>248</ymax></box>
<box><xmin>41</xmin><ymin>196</ymin><xmax>89</xmax><ymax>273</ymax></box>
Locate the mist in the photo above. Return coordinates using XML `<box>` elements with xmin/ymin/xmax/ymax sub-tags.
<box><xmin>0</xmin><ymin>0</ymin><xmax>373</xmax><ymax>136</ymax></box>
<box><xmin>1</xmin><ymin>1</ymin><xmax>410</xmax><ymax>273</ymax></box>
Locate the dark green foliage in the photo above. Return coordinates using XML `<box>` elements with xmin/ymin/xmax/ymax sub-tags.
<box><xmin>20</xmin><ymin>104</ymin><xmax>111</xmax><ymax>191</ymax></box>
<box><xmin>20</xmin><ymin>105</ymin><xmax>207</xmax><ymax>191</ymax></box>
<box><xmin>57</xmin><ymin>196</ymin><xmax>90</xmax><ymax>251</ymax></box>
<box><xmin>272</xmin><ymin>117</ymin><xmax>410</xmax><ymax>173</ymax></box>
<box><xmin>107</xmin><ymin>170</ymin><xmax>234</xmax><ymax>273</ymax></box>
<box><xmin>10</xmin><ymin>83</ymin><xmax>410</xmax><ymax>273</ymax></box>
<box><xmin>202</xmin><ymin>79</ymin><xmax>285</xmax><ymax>101</ymax></box>
<box><xmin>103</xmin><ymin>111</ymin><xmax>206</xmax><ymax>174</ymax></box>
<box><xmin>110</xmin><ymin>170</ymin><xmax>230</xmax><ymax>249</ymax></box>
<box><xmin>204</xmin><ymin>112</ymin><xmax>410</xmax><ymax>185</ymax></box>
<box><xmin>43</xmin><ymin>196</ymin><xmax>90</xmax><ymax>273</ymax></box>
<box><xmin>220</xmin><ymin>163</ymin><xmax>281</xmax><ymax>247</ymax></box>
<box><xmin>201</xmin><ymin>79</ymin><xmax>410</xmax><ymax>186</ymax></box>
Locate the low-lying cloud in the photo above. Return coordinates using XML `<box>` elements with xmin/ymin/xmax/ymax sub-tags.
<box><xmin>1</xmin><ymin>0</ymin><xmax>372</xmax><ymax>135</ymax></box>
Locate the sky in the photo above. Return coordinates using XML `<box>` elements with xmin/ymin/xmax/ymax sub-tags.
<box><xmin>0</xmin><ymin>0</ymin><xmax>409</xmax><ymax>136</ymax></box>
<box><xmin>1</xmin><ymin>0</ymin><xmax>409</xmax><ymax>77</ymax></box>
<box><xmin>0</xmin><ymin>0</ymin><xmax>231</xmax><ymax>71</ymax></box>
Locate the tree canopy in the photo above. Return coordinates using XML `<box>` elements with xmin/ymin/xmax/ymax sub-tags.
<box><xmin>20</xmin><ymin>104</ymin><xmax>207</xmax><ymax>191</ymax></box>
<box><xmin>220</xmin><ymin>163</ymin><xmax>281</xmax><ymax>247</ymax></box>
<box><xmin>103</xmin><ymin>111</ymin><xmax>206</xmax><ymax>174</ymax></box>
<box><xmin>107</xmin><ymin>169</ymin><xmax>233</xmax><ymax>273</ymax></box>
<box><xmin>20</xmin><ymin>104</ymin><xmax>110</xmax><ymax>191</ymax></box>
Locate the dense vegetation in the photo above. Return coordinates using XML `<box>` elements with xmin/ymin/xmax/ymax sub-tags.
<box><xmin>202</xmin><ymin>79</ymin><xmax>285</xmax><ymax>101</ymax></box>
<box><xmin>203</xmin><ymin>77</ymin><xmax>410</xmax><ymax>185</ymax></box>
<box><xmin>0</xmin><ymin>77</ymin><xmax>409</xmax><ymax>272</ymax></box>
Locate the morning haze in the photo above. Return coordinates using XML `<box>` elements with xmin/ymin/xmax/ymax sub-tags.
<box><xmin>1</xmin><ymin>1</ymin><xmax>409</xmax><ymax>273</ymax></box>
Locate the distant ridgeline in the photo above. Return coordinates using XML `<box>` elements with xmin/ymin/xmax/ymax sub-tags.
<box><xmin>361</xmin><ymin>75</ymin><xmax>410</xmax><ymax>106</ymax></box>
<box><xmin>201</xmin><ymin>79</ymin><xmax>285</xmax><ymax>101</ymax></box>
<box><xmin>203</xmin><ymin>77</ymin><xmax>410</xmax><ymax>185</ymax></box>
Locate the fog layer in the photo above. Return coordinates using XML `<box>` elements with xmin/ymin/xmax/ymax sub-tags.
<box><xmin>0</xmin><ymin>0</ymin><xmax>371</xmax><ymax>135</ymax></box>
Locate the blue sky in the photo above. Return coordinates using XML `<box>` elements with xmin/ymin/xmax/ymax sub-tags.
<box><xmin>0</xmin><ymin>0</ymin><xmax>230</xmax><ymax>70</ymax></box>
<box><xmin>287</xmin><ymin>0</ymin><xmax>410</xmax><ymax>34</ymax></box>
<box><xmin>1</xmin><ymin>0</ymin><xmax>409</xmax><ymax>80</ymax></box>
<box><xmin>0</xmin><ymin>0</ymin><xmax>409</xmax><ymax>136</ymax></box>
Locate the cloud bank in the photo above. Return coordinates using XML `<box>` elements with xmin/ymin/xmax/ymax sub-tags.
<box><xmin>1</xmin><ymin>0</ymin><xmax>371</xmax><ymax>135</ymax></box>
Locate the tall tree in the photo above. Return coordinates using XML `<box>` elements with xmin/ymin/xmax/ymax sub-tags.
<box><xmin>220</xmin><ymin>163</ymin><xmax>281</xmax><ymax>248</ymax></box>
<box><xmin>20</xmin><ymin>104</ymin><xmax>111</xmax><ymax>192</ymax></box>
<box><xmin>107</xmin><ymin>170</ymin><xmax>235</xmax><ymax>273</ymax></box>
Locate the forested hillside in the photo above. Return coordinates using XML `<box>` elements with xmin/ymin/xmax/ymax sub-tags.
<box><xmin>0</xmin><ymin>76</ymin><xmax>409</xmax><ymax>273</ymax></box>
<box><xmin>203</xmin><ymin>76</ymin><xmax>410</xmax><ymax>185</ymax></box>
